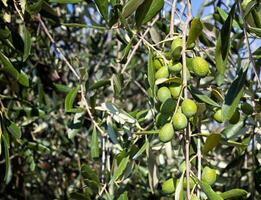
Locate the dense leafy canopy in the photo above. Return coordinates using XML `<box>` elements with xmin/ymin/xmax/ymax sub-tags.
<box><xmin>0</xmin><ymin>0</ymin><xmax>260</xmax><ymax>199</ymax></box>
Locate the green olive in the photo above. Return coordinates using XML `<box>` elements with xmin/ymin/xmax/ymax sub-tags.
<box><xmin>162</xmin><ymin>178</ymin><xmax>176</xmax><ymax>194</ymax></box>
<box><xmin>159</xmin><ymin>123</ymin><xmax>174</xmax><ymax>143</ymax></box>
<box><xmin>229</xmin><ymin>109</ymin><xmax>240</xmax><ymax>124</ymax></box>
<box><xmin>172</xmin><ymin>112</ymin><xmax>188</xmax><ymax>130</ymax></box>
<box><xmin>157</xmin><ymin>87</ymin><xmax>171</xmax><ymax>103</ymax></box>
<box><xmin>202</xmin><ymin>166</ymin><xmax>217</xmax><ymax>186</ymax></box>
<box><xmin>169</xmin><ymin>83</ymin><xmax>182</xmax><ymax>99</ymax></box>
<box><xmin>213</xmin><ymin>109</ymin><xmax>223</xmax><ymax>123</ymax></box>
<box><xmin>181</xmin><ymin>99</ymin><xmax>197</xmax><ymax>118</ymax></box>
<box><xmin>155</xmin><ymin>67</ymin><xmax>169</xmax><ymax>79</ymax></box>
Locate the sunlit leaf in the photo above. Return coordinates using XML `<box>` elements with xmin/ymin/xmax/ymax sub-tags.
<box><xmin>190</xmin><ymin>86</ymin><xmax>220</xmax><ymax>107</ymax></box>
<box><xmin>197</xmin><ymin>179</ymin><xmax>223</xmax><ymax>200</ymax></box>
<box><xmin>148</xmin><ymin>50</ymin><xmax>155</xmax><ymax>97</ymax></box>
<box><xmin>187</xmin><ymin>18</ymin><xmax>203</xmax><ymax>48</ymax></box>
<box><xmin>91</xmin><ymin>126</ymin><xmax>99</xmax><ymax>159</ymax></box>
<box><xmin>64</xmin><ymin>85</ymin><xmax>80</xmax><ymax>113</ymax></box>
<box><xmin>122</xmin><ymin>0</ymin><xmax>145</xmax><ymax>18</ymax></box>
<box><xmin>203</xmin><ymin>133</ymin><xmax>221</xmax><ymax>155</ymax></box>
<box><xmin>22</xmin><ymin>26</ymin><xmax>32</xmax><ymax>61</ymax></box>
<box><xmin>215</xmin><ymin>4</ymin><xmax>236</xmax><ymax>85</ymax></box>
<box><xmin>95</xmin><ymin>0</ymin><xmax>109</xmax><ymax>21</ymax></box>
<box><xmin>111</xmin><ymin>156</ymin><xmax>129</xmax><ymax>183</ymax></box>
<box><xmin>220</xmin><ymin>189</ymin><xmax>248</xmax><ymax>199</ymax></box>
<box><xmin>222</xmin><ymin>69</ymin><xmax>246</xmax><ymax>121</ymax></box>
<box><xmin>6</xmin><ymin>120</ymin><xmax>22</xmax><ymax>139</ymax></box>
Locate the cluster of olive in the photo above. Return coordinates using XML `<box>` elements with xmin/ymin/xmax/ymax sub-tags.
<box><xmin>154</xmin><ymin>37</ymin><xmax>209</xmax><ymax>143</ymax></box>
<box><xmin>162</xmin><ymin>165</ymin><xmax>217</xmax><ymax>197</ymax></box>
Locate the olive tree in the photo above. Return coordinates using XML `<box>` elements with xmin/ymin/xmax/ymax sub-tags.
<box><xmin>0</xmin><ymin>0</ymin><xmax>260</xmax><ymax>199</ymax></box>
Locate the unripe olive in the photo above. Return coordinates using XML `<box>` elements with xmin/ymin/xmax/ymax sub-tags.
<box><xmin>183</xmin><ymin>177</ymin><xmax>196</xmax><ymax>189</ymax></box>
<box><xmin>157</xmin><ymin>87</ymin><xmax>171</xmax><ymax>103</ymax></box>
<box><xmin>202</xmin><ymin>166</ymin><xmax>217</xmax><ymax>186</ymax></box>
<box><xmin>162</xmin><ymin>178</ymin><xmax>175</xmax><ymax>194</ymax></box>
<box><xmin>171</xmin><ymin>37</ymin><xmax>183</xmax><ymax>61</ymax></box>
<box><xmin>181</xmin><ymin>99</ymin><xmax>197</xmax><ymax>118</ymax></box>
<box><xmin>159</xmin><ymin>123</ymin><xmax>174</xmax><ymax>143</ymax></box>
<box><xmin>179</xmin><ymin>161</ymin><xmax>186</xmax><ymax>173</ymax></box>
<box><xmin>154</xmin><ymin>57</ymin><xmax>164</xmax><ymax>70</ymax></box>
<box><xmin>213</xmin><ymin>109</ymin><xmax>223</xmax><ymax>123</ymax></box>
<box><xmin>168</xmin><ymin>62</ymin><xmax>182</xmax><ymax>73</ymax></box>
<box><xmin>155</xmin><ymin>67</ymin><xmax>169</xmax><ymax>79</ymax></box>
<box><xmin>172</xmin><ymin>112</ymin><xmax>188</xmax><ymax>130</ymax></box>
<box><xmin>169</xmin><ymin>83</ymin><xmax>182</xmax><ymax>99</ymax></box>
<box><xmin>241</xmin><ymin>102</ymin><xmax>253</xmax><ymax>115</ymax></box>
<box><xmin>229</xmin><ymin>109</ymin><xmax>240</xmax><ymax>124</ymax></box>
<box><xmin>192</xmin><ymin>57</ymin><xmax>209</xmax><ymax>77</ymax></box>
<box><xmin>171</xmin><ymin>37</ymin><xmax>183</xmax><ymax>52</ymax></box>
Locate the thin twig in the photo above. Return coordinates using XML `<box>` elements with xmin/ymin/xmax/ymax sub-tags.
<box><xmin>181</xmin><ymin>0</ymin><xmax>192</xmax><ymax>199</ymax></box>
<box><xmin>169</xmin><ymin>0</ymin><xmax>178</xmax><ymax>37</ymax></box>
<box><xmin>13</xmin><ymin>0</ymin><xmax>24</xmax><ymax>21</ymax></box>
<box><xmin>37</xmin><ymin>14</ymin><xmax>106</xmax><ymax>138</ymax></box>
<box><xmin>237</xmin><ymin>3</ymin><xmax>261</xmax><ymax>87</ymax></box>
<box><xmin>80</xmin><ymin>85</ymin><xmax>106</xmax><ymax>136</ymax></box>
<box><xmin>37</xmin><ymin>15</ymin><xmax>80</xmax><ymax>80</ymax></box>
<box><xmin>121</xmin><ymin>16</ymin><xmax>159</xmax><ymax>73</ymax></box>
<box><xmin>196</xmin><ymin>81</ymin><xmax>202</xmax><ymax>199</ymax></box>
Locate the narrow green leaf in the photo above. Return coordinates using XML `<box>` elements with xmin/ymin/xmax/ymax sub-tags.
<box><xmin>18</xmin><ymin>71</ymin><xmax>29</xmax><ymax>87</ymax></box>
<box><xmin>111</xmin><ymin>156</ymin><xmax>129</xmax><ymax>183</ymax></box>
<box><xmin>222</xmin><ymin>119</ymin><xmax>245</xmax><ymax>139</ymax></box>
<box><xmin>175</xmin><ymin>172</ymin><xmax>185</xmax><ymax>200</ymax></box>
<box><xmin>222</xmin><ymin>69</ymin><xmax>247</xmax><ymax>121</ymax></box>
<box><xmin>122</xmin><ymin>0</ymin><xmax>145</xmax><ymax>18</ymax></box>
<box><xmin>61</xmin><ymin>23</ymin><xmax>87</xmax><ymax>28</ymax></box>
<box><xmin>216</xmin><ymin>7</ymin><xmax>240</xmax><ymax>28</ymax></box>
<box><xmin>64</xmin><ymin>85</ymin><xmax>80</xmax><ymax>113</ymax></box>
<box><xmin>133</xmin><ymin>139</ymin><xmax>149</xmax><ymax>159</ymax></box>
<box><xmin>88</xmin><ymin>79</ymin><xmax>110</xmax><ymax>90</ymax></box>
<box><xmin>6</xmin><ymin>121</ymin><xmax>22</xmax><ymax>139</ymax></box>
<box><xmin>120</xmin><ymin>36</ymin><xmax>134</xmax><ymax>64</ymax></box>
<box><xmin>215</xmin><ymin>5</ymin><xmax>236</xmax><ymax>85</ymax></box>
<box><xmin>142</xmin><ymin>0</ymin><xmax>164</xmax><ymax>24</ymax></box>
<box><xmin>95</xmin><ymin>0</ymin><xmax>109</xmax><ymax>21</ymax></box>
<box><xmin>190</xmin><ymin>86</ymin><xmax>220</xmax><ymax>107</ymax></box>
<box><xmin>135</xmin><ymin>0</ymin><xmax>153</xmax><ymax>28</ymax></box>
<box><xmin>49</xmin><ymin>0</ymin><xmax>83</xmax><ymax>3</ymax></box>
<box><xmin>81</xmin><ymin>164</ymin><xmax>100</xmax><ymax>184</ymax></box>
<box><xmin>198</xmin><ymin>179</ymin><xmax>223</xmax><ymax>200</ymax></box>
<box><xmin>221</xmin><ymin>140</ymin><xmax>247</xmax><ymax>148</ymax></box>
<box><xmin>203</xmin><ymin>133</ymin><xmax>221</xmax><ymax>155</ymax></box>
<box><xmin>186</xmin><ymin>18</ymin><xmax>203</xmax><ymax>48</ymax></box>
<box><xmin>148</xmin><ymin>50</ymin><xmax>155</xmax><ymax>97</ymax></box>
<box><xmin>117</xmin><ymin>191</ymin><xmax>128</xmax><ymax>200</ymax></box>
<box><xmin>0</xmin><ymin>51</ymin><xmax>19</xmax><ymax>80</ymax></box>
<box><xmin>135</xmin><ymin>130</ymin><xmax>159</xmax><ymax>135</ymax></box>
<box><xmin>220</xmin><ymin>189</ymin><xmax>248</xmax><ymax>199</ymax></box>
<box><xmin>22</xmin><ymin>26</ymin><xmax>32</xmax><ymax>61</ymax></box>
<box><xmin>248</xmin><ymin>26</ymin><xmax>261</xmax><ymax>37</ymax></box>
<box><xmin>91</xmin><ymin>126</ymin><xmax>99</xmax><ymax>159</ymax></box>
<box><xmin>112</xmin><ymin>74</ymin><xmax>122</xmax><ymax>96</ymax></box>
<box><xmin>54</xmin><ymin>83</ymin><xmax>71</xmax><ymax>93</ymax></box>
